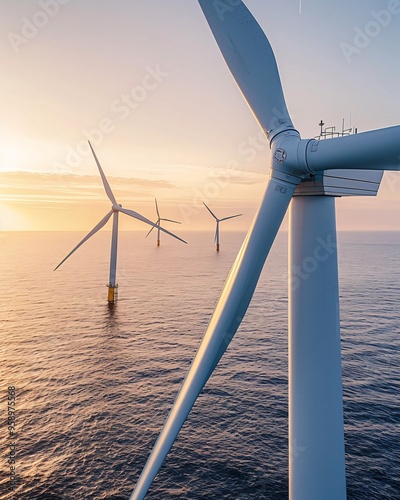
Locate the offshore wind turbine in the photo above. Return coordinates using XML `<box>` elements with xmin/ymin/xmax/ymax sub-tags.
<box><xmin>130</xmin><ymin>1</ymin><xmax>400</xmax><ymax>499</ymax></box>
<box><xmin>203</xmin><ymin>202</ymin><xmax>242</xmax><ymax>251</ymax></box>
<box><xmin>146</xmin><ymin>198</ymin><xmax>181</xmax><ymax>247</ymax></box>
<box><xmin>54</xmin><ymin>142</ymin><xmax>186</xmax><ymax>303</ymax></box>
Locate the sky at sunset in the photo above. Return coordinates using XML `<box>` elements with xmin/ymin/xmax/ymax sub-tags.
<box><xmin>1</xmin><ymin>0</ymin><xmax>399</xmax><ymax>231</ymax></box>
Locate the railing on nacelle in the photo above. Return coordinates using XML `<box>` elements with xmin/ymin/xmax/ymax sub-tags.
<box><xmin>295</xmin><ymin>122</ymin><xmax>383</xmax><ymax>197</ymax></box>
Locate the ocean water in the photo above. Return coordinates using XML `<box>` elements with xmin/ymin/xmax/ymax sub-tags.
<box><xmin>0</xmin><ymin>230</ymin><xmax>399</xmax><ymax>499</ymax></box>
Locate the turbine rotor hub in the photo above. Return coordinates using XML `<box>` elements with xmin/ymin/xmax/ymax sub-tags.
<box><xmin>270</xmin><ymin>131</ymin><xmax>313</xmax><ymax>185</ymax></box>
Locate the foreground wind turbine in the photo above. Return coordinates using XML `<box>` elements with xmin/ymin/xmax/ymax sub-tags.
<box><xmin>146</xmin><ymin>198</ymin><xmax>181</xmax><ymax>247</ymax></box>
<box><xmin>203</xmin><ymin>202</ymin><xmax>242</xmax><ymax>251</ymax></box>
<box><xmin>54</xmin><ymin>142</ymin><xmax>186</xmax><ymax>302</ymax></box>
<box><xmin>131</xmin><ymin>1</ymin><xmax>400</xmax><ymax>498</ymax></box>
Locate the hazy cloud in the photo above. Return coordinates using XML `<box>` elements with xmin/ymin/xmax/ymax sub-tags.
<box><xmin>0</xmin><ymin>171</ymin><xmax>176</xmax><ymax>204</ymax></box>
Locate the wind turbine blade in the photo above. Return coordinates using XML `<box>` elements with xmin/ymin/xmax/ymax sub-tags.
<box><xmin>203</xmin><ymin>201</ymin><xmax>218</xmax><ymax>220</ymax></box>
<box><xmin>307</xmin><ymin>126</ymin><xmax>400</xmax><ymax>173</ymax></box>
<box><xmin>145</xmin><ymin>225</ymin><xmax>156</xmax><ymax>238</ymax></box>
<box><xmin>198</xmin><ymin>0</ymin><xmax>295</xmax><ymax>141</ymax></box>
<box><xmin>54</xmin><ymin>210</ymin><xmax>113</xmax><ymax>271</ymax></box>
<box><xmin>220</xmin><ymin>214</ymin><xmax>243</xmax><ymax>222</ymax></box>
<box><xmin>88</xmin><ymin>141</ymin><xmax>118</xmax><ymax>206</ymax></box>
<box><xmin>118</xmin><ymin>207</ymin><xmax>187</xmax><ymax>244</ymax></box>
<box><xmin>160</xmin><ymin>218</ymin><xmax>181</xmax><ymax>224</ymax></box>
<box><xmin>155</xmin><ymin>198</ymin><xmax>160</xmax><ymax>218</ymax></box>
<box><xmin>130</xmin><ymin>175</ymin><xmax>296</xmax><ymax>499</ymax></box>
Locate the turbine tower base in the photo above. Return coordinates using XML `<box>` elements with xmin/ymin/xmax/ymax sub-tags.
<box><xmin>157</xmin><ymin>240</ymin><xmax>160</xmax><ymax>247</ymax></box>
<box><xmin>107</xmin><ymin>285</ymin><xmax>118</xmax><ymax>303</ymax></box>
<box><xmin>216</xmin><ymin>244</ymin><xmax>220</xmax><ymax>252</ymax></box>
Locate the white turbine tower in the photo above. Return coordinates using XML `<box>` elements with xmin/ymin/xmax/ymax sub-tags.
<box><xmin>203</xmin><ymin>202</ymin><xmax>242</xmax><ymax>252</ymax></box>
<box><xmin>130</xmin><ymin>1</ymin><xmax>399</xmax><ymax>498</ymax></box>
<box><xmin>54</xmin><ymin>142</ymin><xmax>186</xmax><ymax>303</ymax></box>
<box><xmin>146</xmin><ymin>198</ymin><xmax>181</xmax><ymax>247</ymax></box>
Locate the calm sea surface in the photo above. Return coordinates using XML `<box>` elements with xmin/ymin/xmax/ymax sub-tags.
<box><xmin>0</xmin><ymin>230</ymin><xmax>399</xmax><ymax>499</ymax></box>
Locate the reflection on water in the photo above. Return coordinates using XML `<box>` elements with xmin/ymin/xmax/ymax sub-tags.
<box><xmin>0</xmin><ymin>231</ymin><xmax>399</xmax><ymax>499</ymax></box>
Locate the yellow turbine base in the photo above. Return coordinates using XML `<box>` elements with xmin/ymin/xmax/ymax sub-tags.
<box><xmin>157</xmin><ymin>240</ymin><xmax>160</xmax><ymax>247</ymax></box>
<box><xmin>216</xmin><ymin>244</ymin><xmax>220</xmax><ymax>252</ymax></box>
<box><xmin>108</xmin><ymin>286</ymin><xmax>117</xmax><ymax>303</ymax></box>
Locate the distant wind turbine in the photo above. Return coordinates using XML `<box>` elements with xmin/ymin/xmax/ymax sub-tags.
<box><xmin>146</xmin><ymin>198</ymin><xmax>181</xmax><ymax>247</ymax></box>
<box><xmin>203</xmin><ymin>202</ymin><xmax>242</xmax><ymax>251</ymax></box>
<box><xmin>54</xmin><ymin>142</ymin><xmax>186</xmax><ymax>302</ymax></box>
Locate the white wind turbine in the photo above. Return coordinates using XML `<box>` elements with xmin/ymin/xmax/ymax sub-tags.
<box><xmin>130</xmin><ymin>1</ymin><xmax>400</xmax><ymax>499</ymax></box>
<box><xmin>145</xmin><ymin>198</ymin><xmax>181</xmax><ymax>247</ymax></box>
<box><xmin>203</xmin><ymin>202</ymin><xmax>242</xmax><ymax>252</ymax></box>
<box><xmin>54</xmin><ymin>142</ymin><xmax>186</xmax><ymax>302</ymax></box>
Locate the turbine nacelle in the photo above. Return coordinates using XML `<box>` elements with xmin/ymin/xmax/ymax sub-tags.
<box><xmin>270</xmin><ymin>126</ymin><xmax>400</xmax><ymax>191</ymax></box>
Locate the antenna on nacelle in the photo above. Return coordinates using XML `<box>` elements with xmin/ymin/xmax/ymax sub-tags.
<box><xmin>317</xmin><ymin>118</ymin><xmax>356</xmax><ymax>140</ymax></box>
